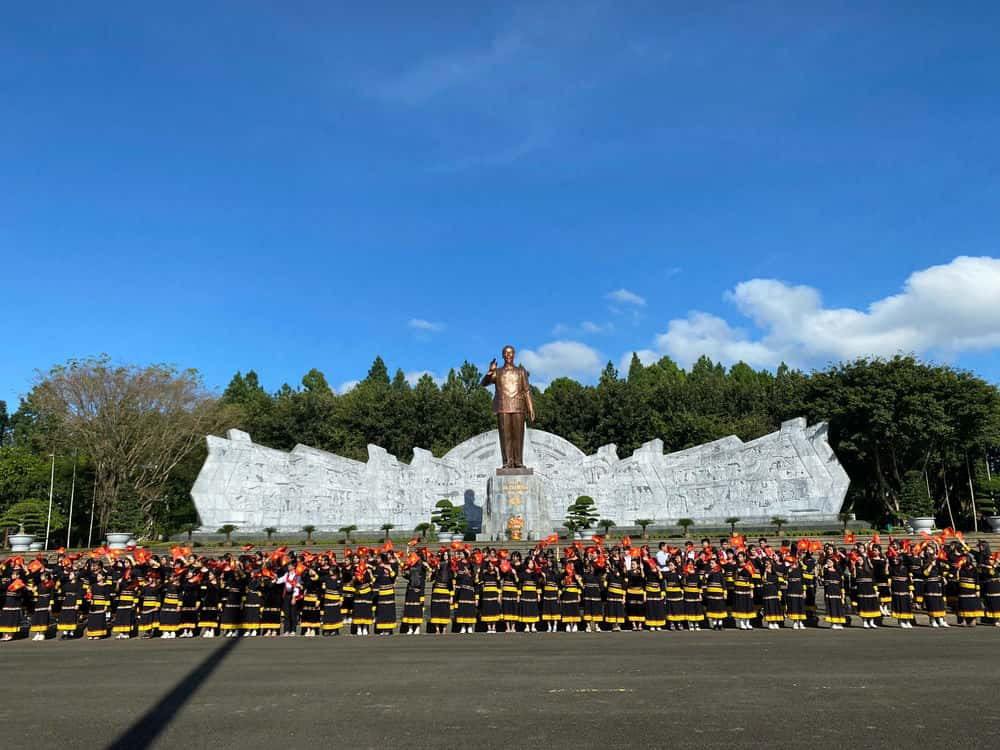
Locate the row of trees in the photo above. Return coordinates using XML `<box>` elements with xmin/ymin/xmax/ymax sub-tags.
<box><xmin>1</xmin><ymin>352</ymin><xmax>999</xmax><ymax>545</ymax></box>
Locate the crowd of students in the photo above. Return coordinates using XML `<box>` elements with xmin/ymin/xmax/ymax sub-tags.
<box><xmin>2</xmin><ymin>531</ymin><xmax>998</xmax><ymax>641</ymax></box>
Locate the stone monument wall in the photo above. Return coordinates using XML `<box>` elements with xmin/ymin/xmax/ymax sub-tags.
<box><xmin>191</xmin><ymin>418</ymin><xmax>849</xmax><ymax>535</ymax></box>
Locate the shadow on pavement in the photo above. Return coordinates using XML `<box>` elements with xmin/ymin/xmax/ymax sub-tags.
<box><xmin>105</xmin><ymin>637</ymin><xmax>241</xmax><ymax>750</ymax></box>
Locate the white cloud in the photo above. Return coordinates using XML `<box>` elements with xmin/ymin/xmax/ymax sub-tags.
<box><xmin>520</xmin><ymin>340</ymin><xmax>604</xmax><ymax>382</ymax></box>
<box><xmin>405</xmin><ymin>370</ymin><xmax>445</xmax><ymax>387</ymax></box>
<box><xmin>554</xmin><ymin>320</ymin><xmax>614</xmax><ymax>336</ymax></box>
<box><xmin>606</xmin><ymin>288</ymin><xmax>646</xmax><ymax>307</ymax></box>
<box><xmin>618</xmin><ymin>349</ymin><xmax>660</xmax><ymax>374</ymax></box>
<box><xmin>408</xmin><ymin>318</ymin><xmax>445</xmax><ymax>333</ymax></box>
<box><xmin>338</xmin><ymin>380</ymin><xmax>359</xmax><ymax>394</ymax></box>
<box><xmin>649</xmin><ymin>256</ymin><xmax>1000</xmax><ymax>369</ymax></box>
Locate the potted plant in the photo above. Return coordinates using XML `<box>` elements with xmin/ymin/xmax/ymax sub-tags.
<box><xmin>566</xmin><ymin>496</ymin><xmax>599</xmax><ymax>540</ymax></box>
<box><xmin>432</xmin><ymin>500</ymin><xmax>464</xmax><ymax>542</ymax></box>
<box><xmin>900</xmin><ymin>470</ymin><xmax>936</xmax><ymax>533</ymax></box>
<box><xmin>1</xmin><ymin>498</ymin><xmax>60</xmax><ymax>552</ymax></box>
<box><xmin>107</xmin><ymin>501</ymin><xmax>142</xmax><ymax>550</ymax></box>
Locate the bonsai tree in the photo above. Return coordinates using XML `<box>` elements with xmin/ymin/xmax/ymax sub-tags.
<box><xmin>597</xmin><ymin>518</ymin><xmax>616</xmax><ymax>537</ymax></box>
<box><xmin>180</xmin><ymin>523</ymin><xmax>197</xmax><ymax>543</ymax></box>
<box><xmin>217</xmin><ymin>524</ymin><xmax>237</xmax><ymax>545</ymax></box>
<box><xmin>0</xmin><ymin>498</ymin><xmax>55</xmax><ymax>536</ymax></box>
<box><xmin>302</xmin><ymin>524</ymin><xmax>316</xmax><ymax>544</ymax></box>
<box><xmin>677</xmin><ymin>518</ymin><xmax>695</xmax><ymax>538</ymax></box>
<box><xmin>899</xmin><ymin>470</ymin><xmax>935</xmax><ymax>519</ymax></box>
<box><xmin>562</xmin><ymin>520</ymin><xmax>578</xmax><ymax>536</ymax></box>
<box><xmin>414</xmin><ymin>522</ymin><xmax>434</xmax><ymax>542</ymax></box>
<box><xmin>566</xmin><ymin>496</ymin><xmax>599</xmax><ymax>531</ymax></box>
<box><xmin>431</xmin><ymin>499</ymin><xmax>467</xmax><ymax>534</ymax></box>
<box><xmin>770</xmin><ymin>516</ymin><xmax>787</xmax><ymax>537</ymax></box>
<box><xmin>380</xmin><ymin>522</ymin><xmax>395</xmax><ymax>541</ymax></box>
<box><xmin>264</xmin><ymin>526</ymin><xmax>277</xmax><ymax>542</ymax></box>
<box><xmin>432</xmin><ymin>499</ymin><xmax>457</xmax><ymax>530</ymax></box>
<box><xmin>338</xmin><ymin>524</ymin><xmax>358</xmax><ymax>544</ymax></box>
<box><xmin>725</xmin><ymin>516</ymin><xmax>741</xmax><ymax>535</ymax></box>
<box><xmin>634</xmin><ymin>518</ymin><xmax>653</xmax><ymax>539</ymax></box>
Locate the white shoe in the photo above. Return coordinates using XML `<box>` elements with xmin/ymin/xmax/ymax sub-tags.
<box><xmin>940</xmin><ymin>620</ymin><xmax>950</xmax><ymax>628</ymax></box>
<box><xmin>931</xmin><ymin>620</ymin><xmax>939</xmax><ymax>628</ymax></box>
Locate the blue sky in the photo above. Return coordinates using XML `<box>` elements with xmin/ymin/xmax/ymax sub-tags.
<box><xmin>2</xmin><ymin>1</ymin><xmax>999</xmax><ymax>406</ymax></box>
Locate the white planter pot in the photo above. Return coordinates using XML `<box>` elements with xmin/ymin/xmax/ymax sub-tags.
<box><xmin>438</xmin><ymin>532</ymin><xmax>454</xmax><ymax>543</ymax></box>
<box><xmin>107</xmin><ymin>532</ymin><xmax>132</xmax><ymax>551</ymax></box>
<box><xmin>909</xmin><ymin>517</ymin><xmax>935</xmax><ymax>533</ymax></box>
<box><xmin>10</xmin><ymin>533</ymin><xmax>34</xmax><ymax>552</ymax></box>
<box><xmin>29</xmin><ymin>542</ymin><xmax>43</xmax><ymax>551</ymax></box>
<box><xmin>985</xmin><ymin>516</ymin><xmax>1000</xmax><ymax>533</ymax></box>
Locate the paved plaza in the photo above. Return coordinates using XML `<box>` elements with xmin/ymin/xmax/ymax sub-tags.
<box><xmin>1</xmin><ymin>627</ymin><xmax>998</xmax><ymax>749</ymax></box>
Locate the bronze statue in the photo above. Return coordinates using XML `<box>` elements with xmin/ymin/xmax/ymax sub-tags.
<box><xmin>481</xmin><ymin>345</ymin><xmax>535</xmax><ymax>470</ymax></box>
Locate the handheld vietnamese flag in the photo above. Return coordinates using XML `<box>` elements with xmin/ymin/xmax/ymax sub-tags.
<box><xmin>844</xmin><ymin>533</ymin><xmax>856</xmax><ymax>544</ymax></box>
<box><xmin>591</xmin><ymin>534</ymin><xmax>604</xmax><ymax>546</ymax></box>
<box><xmin>242</xmin><ymin>544</ymin><xmax>254</xmax><ymax>552</ymax></box>
<box><xmin>546</xmin><ymin>533</ymin><xmax>558</xmax><ymax>545</ymax></box>
<box><xmin>622</xmin><ymin>535</ymin><xmax>632</xmax><ymax>549</ymax></box>
<box><xmin>871</xmin><ymin>532</ymin><xmax>880</xmax><ymax>545</ymax></box>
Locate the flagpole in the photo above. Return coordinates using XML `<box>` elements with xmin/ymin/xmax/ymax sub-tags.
<box><xmin>44</xmin><ymin>453</ymin><xmax>56</xmax><ymax>550</ymax></box>
<box><xmin>87</xmin><ymin>474</ymin><xmax>98</xmax><ymax>549</ymax></box>
<box><xmin>65</xmin><ymin>450</ymin><xmax>78</xmax><ymax>548</ymax></box>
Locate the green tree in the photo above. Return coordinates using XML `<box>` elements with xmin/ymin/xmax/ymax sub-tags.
<box><xmin>0</xmin><ymin>498</ymin><xmax>62</xmax><ymax>535</ymax></box>
<box><xmin>339</xmin><ymin>524</ymin><xmax>358</xmax><ymax>544</ymax></box>
<box><xmin>414</xmin><ymin>521</ymin><xmax>433</xmax><ymax>541</ymax></box>
<box><xmin>302</xmin><ymin>524</ymin><xmax>317</xmax><ymax>544</ymax></box>
<box><xmin>217</xmin><ymin>524</ymin><xmax>237</xmax><ymax>545</ymax></box>
<box><xmin>597</xmin><ymin>518</ymin><xmax>616</xmax><ymax>536</ymax></box>
<box><xmin>264</xmin><ymin>526</ymin><xmax>277</xmax><ymax>542</ymax></box>
<box><xmin>380</xmin><ymin>522</ymin><xmax>395</xmax><ymax>541</ymax></box>
<box><xmin>634</xmin><ymin>518</ymin><xmax>653</xmax><ymax>539</ymax></box>
<box><xmin>770</xmin><ymin>516</ymin><xmax>787</xmax><ymax>536</ymax></box>
<box><xmin>725</xmin><ymin>516</ymin><xmax>741</xmax><ymax>535</ymax></box>
<box><xmin>566</xmin><ymin>496</ymin><xmax>599</xmax><ymax>530</ymax></box>
<box><xmin>677</xmin><ymin>518</ymin><xmax>695</xmax><ymax>537</ymax></box>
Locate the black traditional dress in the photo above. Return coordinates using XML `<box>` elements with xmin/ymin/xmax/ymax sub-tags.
<box><xmin>625</xmin><ymin>569</ymin><xmax>646</xmax><ymax>626</ymax></box>
<box><xmin>853</xmin><ymin>560</ymin><xmax>881</xmax><ymax>620</ymax></box>
<box><xmin>30</xmin><ymin>581</ymin><xmax>54</xmax><ymax>637</ymax></box>
<box><xmin>300</xmin><ymin>569</ymin><xmax>323</xmax><ymax>631</ymax></box>
<box><xmin>86</xmin><ymin>580</ymin><xmax>113</xmax><ymax>638</ymax></box>
<box><xmin>664</xmin><ymin>570</ymin><xmax>685</xmax><ymax>626</ymax></box>
<box><xmin>559</xmin><ymin>575</ymin><xmax>582</xmax><ymax>625</ymax></box>
<box><xmin>428</xmin><ymin>563</ymin><xmax>454</xmax><ymax>629</ymax></box>
<box><xmin>822</xmin><ymin>566</ymin><xmax>847</xmax><ymax>626</ymax></box>
<box><xmin>682</xmin><ymin>569</ymin><xmax>704</xmax><ymax>623</ymax></box>
<box><xmin>981</xmin><ymin>560</ymin><xmax>1000</xmax><ymax>623</ymax></box>
<box><xmin>604</xmin><ymin>565</ymin><xmax>626</xmax><ymax>626</ymax></box>
<box><xmin>703</xmin><ymin>568</ymin><xmax>728</xmax><ymax>621</ymax></box>
<box><xmin>159</xmin><ymin>581</ymin><xmax>182</xmax><ymax>634</ymax></box>
<box><xmin>889</xmin><ymin>558</ymin><xmax>914</xmax><ymax>622</ymax></box>
<box><xmin>261</xmin><ymin>578</ymin><xmax>282</xmax><ymax>633</ymax></box>
<box><xmin>541</xmin><ymin>571</ymin><xmax>562</xmax><ymax>625</ymax></box>
<box><xmin>454</xmin><ymin>566</ymin><xmax>478</xmax><ymax>628</ymax></box>
<box><xmin>58</xmin><ymin>579</ymin><xmax>85</xmax><ymax>636</ymax></box>
<box><xmin>761</xmin><ymin>571</ymin><xmax>783</xmax><ymax>624</ymax></box>
<box><xmin>374</xmin><ymin>564</ymin><xmax>398</xmax><ymax>633</ymax></box>
<box><xmin>0</xmin><ymin>581</ymin><xmax>27</xmax><ymax>638</ymax></box>
<box><xmin>220</xmin><ymin>573</ymin><xmax>245</xmax><ymax>634</ymax></box>
<box><xmin>138</xmin><ymin>578</ymin><xmax>161</xmax><ymax>636</ymax></box>
<box><xmin>581</xmin><ymin>569</ymin><xmax>604</xmax><ymax>625</ymax></box>
<box><xmin>198</xmin><ymin>579</ymin><xmax>221</xmax><ymax>631</ymax></box>
<box><xmin>112</xmin><ymin>583</ymin><xmax>139</xmax><ymax>636</ymax></box>
<box><xmin>956</xmin><ymin>565</ymin><xmax>983</xmax><ymax>621</ymax></box>
<box><xmin>401</xmin><ymin>562</ymin><xmax>427</xmax><ymax>629</ymax></box>
<box><xmin>351</xmin><ymin>568</ymin><xmax>375</xmax><ymax>629</ymax></box>
<box><xmin>643</xmin><ymin>568</ymin><xmax>666</xmax><ymax>628</ymax></box>
<box><xmin>479</xmin><ymin>568</ymin><xmax>502</xmax><ymax>625</ymax></box>
<box><xmin>922</xmin><ymin>559</ymin><xmax>947</xmax><ymax>619</ymax></box>
<box><xmin>320</xmin><ymin>568</ymin><xmax>344</xmax><ymax>634</ymax></box>
<box><xmin>731</xmin><ymin>566</ymin><xmax>756</xmax><ymax>622</ymax></box>
<box><xmin>784</xmin><ymin>562</ymin><xmax>806</xmax><ymax>622</ymax></box>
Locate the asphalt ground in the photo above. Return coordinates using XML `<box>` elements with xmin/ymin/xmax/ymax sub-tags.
<box><xmin>1</xmin><ymin>625</ymin><xmax>999</xmax><ymax>750</ymax></box>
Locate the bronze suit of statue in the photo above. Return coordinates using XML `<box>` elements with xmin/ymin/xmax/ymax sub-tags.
<box><xmin>481</xmin><ymin>345</ymin><xmax>535</xmax><ymax>470</ymax></box>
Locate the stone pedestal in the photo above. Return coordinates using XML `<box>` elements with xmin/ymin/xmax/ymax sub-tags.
<box><xmin>482</xmin><ymin>469</ymin><xmax>550</xmax><ymax>542</ymax></box>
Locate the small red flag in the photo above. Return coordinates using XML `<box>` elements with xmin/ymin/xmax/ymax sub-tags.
<box><xmin>546</xmin><ymin>534</ymin><xmax>558</xmax><ymax>544</ymax></box>
<box><xmin>622</xmin><ymin>536</ymin><xmax>632</xmax><ymax>548</ymax></box>
<box><xmin>871</xmin><ymin>532</ymin><xmax>880</xmax><ymax>545</ymax></box>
